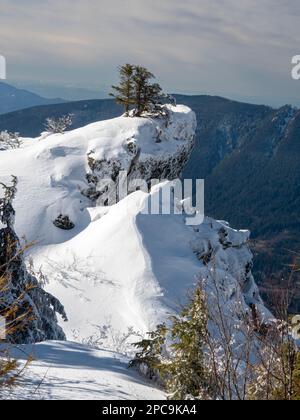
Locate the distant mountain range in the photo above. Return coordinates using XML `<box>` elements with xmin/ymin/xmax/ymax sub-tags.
<box><xmin>10</xmin><ymin>81</ymin><xmax>108</xmax><ymax>101</ymax></box>
<box><xmin>0</xmin><ymin>97</ymin><xmax>121</xmax><ymax>136</ymax></box>
<box><xmin>0</xmin><ymin>82</ymin><xmax>66</xmax><ymax>114</ymax></box>
<box><xmin>0</xmin><ymin>94</ymin><xmax>299</xmax><ymax>311</ymax></box>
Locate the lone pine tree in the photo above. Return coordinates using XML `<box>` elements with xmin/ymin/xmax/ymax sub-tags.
<box><xmin>110</xmin><ymin>64</ymin><xmax>164</xmax><ymax>117</ymax></box>
<box><xmin>110</xmin><ymin>64</ymin><xmax>135</xmax><ymax>116</ymax></box>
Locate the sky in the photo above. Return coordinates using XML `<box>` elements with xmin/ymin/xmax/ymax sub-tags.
<box><xmin>0</xmin><ymin>0</ymin><xmax>300</xmax><ymax>105</ymax></box>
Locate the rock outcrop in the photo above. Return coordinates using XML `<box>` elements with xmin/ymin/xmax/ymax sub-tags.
<box><xmin>0</xmin><ymin>178</ymin><xmax>67</xmax><ymax>344</ymax></box>
<box><xmin>0</xmin><ymin>104</ymin><xmax>271</xmax><ymax>347</ymax></box>
<box><xmin>82</xmin><ymin>105</ymin><xmax>196</xmax><ymax>204</ymax></box>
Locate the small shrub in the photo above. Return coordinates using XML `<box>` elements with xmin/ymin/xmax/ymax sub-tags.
<box><xmin>73</xmin><ymin>323</ymin><xmax>143</xmax><ymax>358</ymax></box>
<box><xmin>44</xmin><ymin>114</ymin><xmax>73</xmax><ymax>134</ymax></box>
<box><xmin>0</xmin><ymin>131</ymin><xmax>22</xmax><ymax>151</ymax></box>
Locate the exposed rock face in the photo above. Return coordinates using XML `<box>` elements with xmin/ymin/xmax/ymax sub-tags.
<box><xmin>0</xmin><ymin>179</ymin><xmax>67</xmax><ymax>344</ymax></box>
<box><xmin>134</xmin><ymin>185</ymin><xmax>272</xmax><ymax>337</ymax></box>
<box><xmin>0</xmin><ymin>228</ymin><xmax>67</xmax><ymax>344</ymax></box>
<box><xmin>82</xmin><ymin>105</ymin><xmax>196</xmax><ymax>204</ymax></box>
<box><xmin>190</xmin><ymin>217</ymin><xmax>268</xmax><ymax>319</ymax></box>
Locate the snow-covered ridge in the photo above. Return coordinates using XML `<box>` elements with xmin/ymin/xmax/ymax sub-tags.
<box><xmin>0</xmin><ymin>104</ymin><xmax>196</xmax><ymax>245</ymax></box>
<box><xmin>0</xmin><ymin>105</ymin><xmax>273</xmax><ymax>399</ymax></box>
<box><xmin>0</xmin><ymin>104</ymin><xmax>270</xmax><ymax>349</ymax></box>
<box><xmin>27</xmin><ymin>186</ymin><xmax>271</xmax><ymax>346</ymax></box>
<box><xmin>83</xmin><ymin>105</ymin><xmax>197</xmax><ymax>203</ymax></box>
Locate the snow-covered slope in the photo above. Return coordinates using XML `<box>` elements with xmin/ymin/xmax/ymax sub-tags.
<box><xmin>27</xmin><ymin>187</ymin><xmax>271</xmax><ymax>347</ymax></box>
<box><xmin>3</xmin><ymin>341</ymin><xmax>165</xmax><ymax>400</ymax></box>
<box><xmin>0</xmin><ymin>105</ymin><xmax>196</xmax><ymax>246</ymax></box>
<box><xmin>0</xmin><ymin>105</ymin><xmax>271</xmax><ymax>399</ymax></box>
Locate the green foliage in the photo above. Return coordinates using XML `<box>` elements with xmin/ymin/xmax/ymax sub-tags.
<box><xmin>110</xmin><ymin>64</ymin><xmax>135</xmax><ymax>116</ymax></box>
<box><xmin>111</xmin><ymin>64</ymin><xmax>164</xmax><ymax>117</ymax></box>
<box><xmin>129</xmin><ymin>324</ymin><xmax>167</xmax><ymax>380</ymax></box>
<box><xmin>165</xmin><ymin>288</ymin><xmax>211</xmax><ymax>400</ymax></box>
<box><xmin>132</xmin><ymin>66</ymin><xmax>153</xmax><ymax>117</ymax></box>
<box><xmin>130</xmin><ymin>281</ymin><xmax>300</xmax><ymax>400</ymax></box>
<box><xmin>130</xmin><ymin>286</ymin><xmax>213</xmax><ymax>399</ymax></box>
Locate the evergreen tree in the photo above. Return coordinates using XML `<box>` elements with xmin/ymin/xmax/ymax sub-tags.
<box><xmin>111</xmin><ymin>64</ymin><xmax>166</xmax><ymax>117</ymax></box>
<box><xmin>132</xmin><ymin>66</ymin><xmax>155</xmax><ymax>116</ymax></box>
<box><xmin>142</xmin><ymin>82</ymin><xmax>164</xmax><ymax>115</ymax></box>
<box><xmin>130</xmin><ymin>281</ymin><xmax>300</xmax><ymax>400</ymax></box>
<box><xmin>129</xmin><ymin>324</ymin><xmax>167</xmax><ymax>380</ymax></box>
<box><xmin>165</xmin><ymin>288</ymin><xmax>211</xmax><ymax>400</ymax></box>
<box><xmin>130</xmin><ymin>286</ymin><xmax>213</xmax><ymax>399</ymax></box>
<box><xmin>110</xmin><ymin>64</ymin><xmax>135</xmax><ymax>116</ymax></box>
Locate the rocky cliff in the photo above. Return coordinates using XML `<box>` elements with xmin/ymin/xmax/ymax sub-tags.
<box><xmin>0</xmin><ymin>178</ymin><xmax>67</xmax><ymax>344</ymax></box>
<box><xmin>0</xmin><ymin>104</ymin><xmax>271</xmax><ymax>348</ymax></box>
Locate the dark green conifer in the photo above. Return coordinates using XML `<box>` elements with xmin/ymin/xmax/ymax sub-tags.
<box><xmin>165</xmin><ymin>288</ymin><xmax>210</xmax><ymax>399</ymax></box>
<box><xmin>129</xmin><ymin>324</ymin><xmax>167</xmax><ymax>379</ymax></box>
<box><xmin>110</xmin><ymin>64</ymin><xmax>135</xmax><ymax>116</ymax></box>
<box><xmin>111</xmin><ymin>64</ymin><xmax>165</xmax><ymax>117</ymax></box>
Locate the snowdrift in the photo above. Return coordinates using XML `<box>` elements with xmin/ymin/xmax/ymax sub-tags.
<box><xmin>0</xmin><ymin>105</ymin><xmax>196</xmax><ymax>246</ymax></box>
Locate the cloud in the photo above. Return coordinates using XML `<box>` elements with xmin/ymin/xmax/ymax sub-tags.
<box><xmin>0</xmin><ymin>0</ymin><xmax>299</xmax><ymax>104</ymax></box>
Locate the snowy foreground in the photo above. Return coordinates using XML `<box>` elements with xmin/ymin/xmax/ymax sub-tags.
<box><xmin>3</xmin><ymin>341</ymin><xmax>164</xmax><ymax>400</ymax></box>
<box><xmin>0</xmin><ymin>106</ymin><xmax>270</xmax><ymax>399</ymax></box>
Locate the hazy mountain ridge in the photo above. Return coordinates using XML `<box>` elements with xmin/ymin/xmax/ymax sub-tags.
<box><xmin>0</xmin><ymin>98</ymin><xmax>121</xmax><ymax>136</ymax></box>
<box><xmin>0</xmin><ymin>82</ymin><xmax>65</xmax><ymax>115</ymax></box>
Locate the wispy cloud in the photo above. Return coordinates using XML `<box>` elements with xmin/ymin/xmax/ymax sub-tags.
<box><xmin>0</xmin><ymin>0</ymin><xmax>299</xmax><ymax>104</ymax></box>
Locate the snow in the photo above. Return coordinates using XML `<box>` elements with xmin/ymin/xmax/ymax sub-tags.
<box><xmin>0</xmin><ymin>104</ymin><xmax>196</xmax><ymax>246</ymax></box>
<box><xmin>0</xmin><ymin>106</ymin><xmax>200</xmax><ymax>341</ymax></box>
<box><xmin>2</xmin><ymin>341</ymin><xmax>165</xmax><ymax>400</ymax></box>
<box><xmin>0</xmin><ymin>106</ymin><xmax>196</xmax><ymax>399</ymax></box>
<box><xmin>0</xmin><ymin>106</ymin><xmax>271</xmax><ymax>399</ymax></box>
<box><xmin>21</xmin><ymin>187</ymin><xmax>271</xmax><ymax>347</ymax></box>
